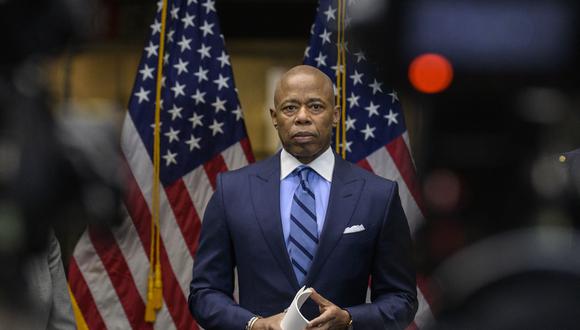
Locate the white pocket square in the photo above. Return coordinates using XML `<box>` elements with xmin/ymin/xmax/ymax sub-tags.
<box><xmin>343</xmin><ymin>224</ymin><xmax>365</xmax><ymax>234</ymax></box>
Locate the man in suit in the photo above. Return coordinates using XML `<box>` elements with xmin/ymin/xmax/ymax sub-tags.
<box><xmin>189</xmin><ymin>65</ymin><xmax>417</xmax><ymax>329</ymax></box>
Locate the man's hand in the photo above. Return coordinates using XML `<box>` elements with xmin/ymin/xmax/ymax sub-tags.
<box><xmin>252</xmin><ymin>312</ymin><xmax>285</xmax><ymax>330</ymax></box>
<box><xmin>306</xmin><ymin>288</ymin><xmax>351</xmax><ymax>330</ymax></box>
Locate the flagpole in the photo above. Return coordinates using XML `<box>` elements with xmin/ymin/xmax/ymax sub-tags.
<box><xmin>146</xmin><ymin>0</ymin><xmax>169</xmax><ymax>323</ymax></box>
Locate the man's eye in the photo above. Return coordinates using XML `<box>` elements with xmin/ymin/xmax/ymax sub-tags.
<box><xmin>282</xmin><ymin>105</ymin><xmax>297</xmax><ymax>114</ymax></box>
<box><xmin>310</xmin><ymin>104</ymin><xmax>323</xmax><ymax>111</ymax></box>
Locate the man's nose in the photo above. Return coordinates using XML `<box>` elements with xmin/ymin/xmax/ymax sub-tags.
<box><xmin>295</xmin><ymin>105</ymin><xmax>311</xmax><ymax>124</ymax></box>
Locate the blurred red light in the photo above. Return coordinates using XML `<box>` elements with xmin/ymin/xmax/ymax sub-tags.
<box><xmin>408</xmin><ymin>53</ymin><xmax>453</xmax><ymax>94</ymax></box>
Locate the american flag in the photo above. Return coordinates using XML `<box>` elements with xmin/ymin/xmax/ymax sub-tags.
<box><xmin>304</xmin><ymin>0</ymin><xmax>434</xmax><ymax>328</ymax></box>
<box><xmin>68</xmin><ymin>0</ymin><xmax>253</xmax><ymax>328</ymax></box>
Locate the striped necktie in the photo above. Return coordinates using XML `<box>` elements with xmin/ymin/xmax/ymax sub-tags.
<box><xmin>289</xmin><ymin>166</ymin><xmax>318</xmax><ymax>285</ymax></box>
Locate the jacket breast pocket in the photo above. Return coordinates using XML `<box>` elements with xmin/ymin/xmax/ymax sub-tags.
<box><xmin>334</xmin><ymin>227</ymin><xmax>375</xmax><ymax>278</ymax></box>
<box><xmin>339</xmin><ymin>226</ymin><xmax>374</xmax><ymax>250</ymax></box>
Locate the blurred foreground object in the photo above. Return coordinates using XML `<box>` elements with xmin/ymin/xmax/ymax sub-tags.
<box><xmin>346</xmin><ymin>0</ymin><xmax>580</xmax><ymax>270</ymax></box>
<box><xmin>559</xmin><ymin>148</ymin><xmax>580</xmax><ymax>199</ymax></box>
<box><xmin>0</xmin><ymin>0</ymin><xmax>93</xmax><ymax>64</ymax></box>
<box><xmin>0</xmin><ymin>0</ymin><xmax>123</xmax><ymax>324</ymax></box>
<box><xmin>428</xmin><ymin>226</ymin><xmax>580</xmax><ymax>330</ymax></box>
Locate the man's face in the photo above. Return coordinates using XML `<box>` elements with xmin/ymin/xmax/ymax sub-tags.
<box><xmin>270</xmin><ymin>69</ymin><xmax>339</xmax><ymax>163</ymax></box>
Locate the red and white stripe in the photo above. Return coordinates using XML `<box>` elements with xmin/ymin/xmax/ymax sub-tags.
<box><xmin>357</xmin><ymin>131</ymin><xmax>435</xmax><ymax>328</ymax></box>
<box><xmin>68</xmin><ymin>114</ymin><xmax>253</xmax><ymax>329</ymax></box>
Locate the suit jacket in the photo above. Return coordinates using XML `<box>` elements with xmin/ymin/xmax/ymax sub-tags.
<box><xmin>24</xmin><ymin>231</ymin><xmax>76</xmax><ymax>330</ymax></box>
<box><xmin>189</xmin><ymin>152</ymin><xmax>417</xmax><ymax>329</ymax></box>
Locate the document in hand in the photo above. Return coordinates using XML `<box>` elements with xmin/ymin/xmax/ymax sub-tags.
<box><xmin>280</xmin><ymin>286</ymin><xmax>313</xmax><ymax>330</ymax></box>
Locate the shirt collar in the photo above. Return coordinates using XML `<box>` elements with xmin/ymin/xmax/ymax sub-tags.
<box><xmin>280</xmin><ymin>147</ymin><xmax>334</xmax><ymax>182</ymax></box>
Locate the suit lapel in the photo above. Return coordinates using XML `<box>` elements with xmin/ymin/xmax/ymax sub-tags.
<box><xmin>306</xmin><ymin>156</ymin><xmax>365</xmax><ymax>285</ymax></box>
<box><xmin>249</xmin><ymin>153</ymin><xmax>299</xmax><ymax>289</ymax></box>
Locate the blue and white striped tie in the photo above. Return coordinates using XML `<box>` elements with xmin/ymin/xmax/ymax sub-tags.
<box><xmin>289</xmin><ymin>166</ymin><xmax>318</xmax><ymax>285</ymax></box>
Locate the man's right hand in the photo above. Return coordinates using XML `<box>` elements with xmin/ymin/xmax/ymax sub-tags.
<box><xmin>252</xmin><ymin>312</ymin><xmax>285</xmax><ymax>330</ymax></box>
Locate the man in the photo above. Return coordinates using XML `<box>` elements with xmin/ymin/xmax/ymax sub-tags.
<box><xmin>189</xmin><ymin>65</ymin><xmax>417</xmax><ymax>329</ymax></box>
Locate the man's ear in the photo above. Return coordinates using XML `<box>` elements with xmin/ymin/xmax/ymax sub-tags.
<box><xmin>270</xmin><ymin>108</ymin><xmax>278</xmax><ymax>128</ymax></box>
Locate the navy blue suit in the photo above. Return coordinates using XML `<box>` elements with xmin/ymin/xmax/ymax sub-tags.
<box><xmin>189</xmin><ymin>152</ymin><xmax>417</xmax><ymax>329</ymax></box>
